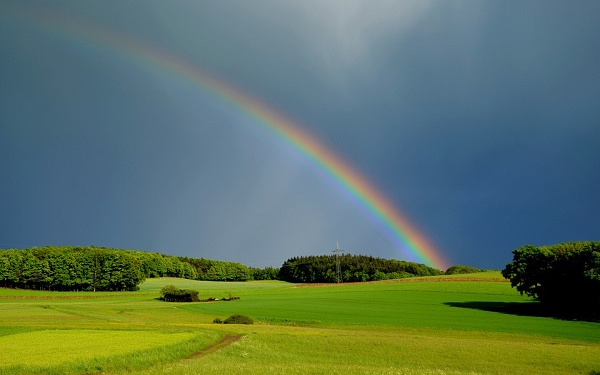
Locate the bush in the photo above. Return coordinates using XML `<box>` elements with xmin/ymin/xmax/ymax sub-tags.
<box><xmin>223</xmin><ymin>314</ymin><xmax>253</xmax><ymax>324</ymax></box>
<box><xmin>160</xmin><ymin>285</ymin><xmax>178</xmax><ymax>296</ymax></box>
<box><xmin>160</xmin><ymin>285</ymin><xmax>200</xmax><ymax>302</ymax></box>
<box><xmin>212</xmin><ymin>317</ymin><xmax>223</xmax><ymax>324</ymax></box>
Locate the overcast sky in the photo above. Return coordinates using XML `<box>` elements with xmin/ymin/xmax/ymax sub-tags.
<box><xmin>1</xmin><ymin>1</ymin><xmax>598</xmax><ymax>269</ymax></box>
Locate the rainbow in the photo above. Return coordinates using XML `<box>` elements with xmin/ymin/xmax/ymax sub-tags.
<box><xmin>15</xmin><ymin>7</ymin><xmax>449</xmax><ymax>269</ymax></box>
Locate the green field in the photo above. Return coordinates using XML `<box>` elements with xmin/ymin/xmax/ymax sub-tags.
<box><xmin>1</xmin><ymin>272</ymin><xmax>599</xmax><ymax>374</ymax></box>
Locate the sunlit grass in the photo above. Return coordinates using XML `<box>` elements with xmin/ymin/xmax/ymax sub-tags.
<box><xmin>0</xmin><ymin>329</ymin><xmax>219</xmax><ymax>375</ymax></box>
<box><xmin>113</xmin><ymin>325</ymin><xmax>600</xmax><ymax>375</ymax></box>
<box><xmin>0</xmin><ymin>330</ymin><xmax>195</xmax><ymax>367</ymax></box>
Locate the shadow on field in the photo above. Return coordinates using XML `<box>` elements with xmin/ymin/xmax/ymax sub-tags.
<box><xmin>444</xmin><ymin>301</ymin><xmax>600</xmax><ymax>322</ymax></box>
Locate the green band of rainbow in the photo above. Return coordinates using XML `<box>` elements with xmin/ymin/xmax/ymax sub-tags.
<box><xmin>16</xmin><ymin>7</ymin><xmax>449</xmax><ymax>270</ymax></box>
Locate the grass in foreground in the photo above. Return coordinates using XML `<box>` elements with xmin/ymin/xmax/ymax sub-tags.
<box><xmin>0</xmin><ymin>272</ymin><xmax>599</xmax><ymax>375</ymax></box>
<box><xmin>113</xmin><ymin>325</ymin><xmax>600</xmax><ymax>375</ymax></box>
<box><xmin>0</xmin><ymin>329</ymin><xmax>218</xmax><ymax>375</ymax></box>
<box><xmin>0</xmin><ymin>330</ymin><xmax>195</xmax><ymax>367</ymax></box>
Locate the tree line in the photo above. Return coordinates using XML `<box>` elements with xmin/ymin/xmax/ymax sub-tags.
<box><xmin>0</xmin><ymin>246</ymin><xmax>445</xmax><ymax>291</ymax></box>
<box><xmin>0</xmin><ymin>246</ymin><xmax>258</xmax><ymax>291</ymax></box>
<box><xmin>0</xmin><ymin>247</ymin><xmax>145</xmax><ymax>291</ymax></box>
<box><xmin>278</xmin><ymin>254</ymin><xmax>443</xmax><ymax>283</ymax></box>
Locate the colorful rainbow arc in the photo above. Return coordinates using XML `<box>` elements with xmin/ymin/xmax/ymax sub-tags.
<box><xmin>20</xmin><ymin>8</ymin><xmax>449</xmax><ymax>270</ymax></box>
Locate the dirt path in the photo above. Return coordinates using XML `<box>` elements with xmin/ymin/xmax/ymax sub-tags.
<box><xmin>186</xmin><ymin>334</ymin><xmax>243</xmax><ymax>359</ymax></box>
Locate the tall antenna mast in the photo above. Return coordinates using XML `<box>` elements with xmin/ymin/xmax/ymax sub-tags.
<box><xmin>332</xmin><ymin>240</ymin><xmax>345</xmax><ymax>283</ymax></box>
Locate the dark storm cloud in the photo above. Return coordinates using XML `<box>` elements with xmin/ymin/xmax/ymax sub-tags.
<box><xmin>0</xmin><ymin>1</ymin><xmax>598</xmax><ymax>268</ymax></box>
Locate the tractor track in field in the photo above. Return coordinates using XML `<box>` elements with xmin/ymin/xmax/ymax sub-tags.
<box><xmin>186</xmin><ymin>334</ymin><xmax>243</xmax><ymax>359</ymax></box>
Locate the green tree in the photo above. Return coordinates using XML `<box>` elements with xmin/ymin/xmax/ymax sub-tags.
<box><xmin>502</xmin><ymin>242</ymin><xmax>600</xmax><ymax>312</ymax></box>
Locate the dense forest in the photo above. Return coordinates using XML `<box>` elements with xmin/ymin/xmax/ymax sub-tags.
<box><xmin>0</xmin><ymin>247</ymin><xmax>146</xmax><ymax>291</ymax></box>
<box><xmin>0</xmin><ymin>246</ymin><xmax>255</xmax><ymax>291</ymax></box>
<box><xmin>279</xmin><ymin>254</ymin><xmax>443</xmax><ymax>283</ymax></box>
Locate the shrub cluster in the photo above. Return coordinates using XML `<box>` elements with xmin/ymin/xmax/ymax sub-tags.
<box><xmin>159</xmin><ymin>285</ymin><xmax>199</xmax><ymax>302</ymax></box>
<box><xmin>213</xmin><ymin>314</ymin><xmax>253</xmax><ymax>324</ymax></box>
<box><xmin>502</xmin><ymin>241</ymin><xmax>600</xmax><ymax>312</ymax></box>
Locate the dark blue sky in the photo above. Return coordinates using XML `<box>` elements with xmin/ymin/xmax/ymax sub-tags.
<box><xmin>1</xmin><ymin>1</ymin><xmax>598</xmax><ymax>269</ymax></box>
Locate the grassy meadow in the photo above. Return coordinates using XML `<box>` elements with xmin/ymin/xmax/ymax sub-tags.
<box><xmin>0</xmin><ymin>272</ymin><xmax>599</xmax><ymax>374</ymax></box>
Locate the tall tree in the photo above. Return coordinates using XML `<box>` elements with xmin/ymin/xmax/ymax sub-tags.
<box><xmin>502</xmin><ymin>242</ymin><xmax>600</xmax><ymax>313</ymax></box>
